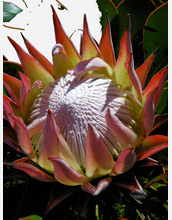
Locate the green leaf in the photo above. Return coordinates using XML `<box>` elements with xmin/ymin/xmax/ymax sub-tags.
<box><xmin>96</xmin><ymin>0</ymin><xmax>120</xmax><ymax>54</ymax></box>
<box><xmin>96</xmin><ymin>0</ymin><xmax>118</xmax><ymax>31</ymax></box>
<box><xmin>3</xmin><ymin>87</ymin><xmax>7</xmax><ymax>96</ymax></box>
<box><xmin>156</xmin><ymin>80</ymin><xmax>168</xmax><ymax>115</ymax></box>
<box><xmin>3</xmin><ymin>61</ymin><xmax>23</xmax><ymax>79</ymax></box>
<box><xmin>116</xmin><ymin>0</ymin><xmax>155</xmax><ymax>54</ymax></box>
<box><xmin>19</xmin><ymin>215</ymin><xmax>43</xmax><ymax>220</ymax></box>
<box><xmin>112</xmin><ymin>0</ymin><xmax>123</xmax><ymax>6</ymax></box>
<box><xmin>152</xmin><ymin>0</ymin><xmax>164</xmax><ymax>7</ymax></box>
<box><xmin>95</xmin><ymin>204</ymin><xmax>100</xmax><ymax>220</ymax></box>
<box><xmin>143</xmin><ymin>3</ymin><xmax>168</xmax><ymax>78</ymax></box>
<box><xmin>151</xmin><ymin>182</ymin><xmax>166</xmax><ymax>189</ymax></box>
<box><xmin>136</xmin><ymin>209</ymin><xmax>145</xmax><ymax>220</ymax></box>
<box><xmin>3</xmin><ymin>1</ymin><xmax>23</xmax><ymax>22</ymax></box>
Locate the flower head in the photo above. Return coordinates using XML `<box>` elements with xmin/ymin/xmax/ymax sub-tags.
<box><xmin>4</xmin><ymin>7</ymin><xmax>167</xmax><ymax>195</ymax></box>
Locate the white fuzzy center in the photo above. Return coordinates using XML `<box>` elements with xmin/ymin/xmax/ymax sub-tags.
<box><xmin>30</xmin><ymin>74</ymin><xmax>135</xmax><ymax>166</ymax></box>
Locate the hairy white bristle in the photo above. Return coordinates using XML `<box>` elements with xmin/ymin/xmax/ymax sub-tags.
<box><xmin>30</xmin><ymin>74</ymin><xmax>136</xmax><ymax>166</ymax></box>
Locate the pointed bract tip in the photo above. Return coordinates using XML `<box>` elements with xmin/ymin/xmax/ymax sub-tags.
<box><xmin>87</xmin><ymin>123</ymin><xmax>92</xmax><ymax>129</ymax></box>
<box><xmin>106</xmin><ymin>108</ymin><xmax>111</xmax><ymax>119</ymax></box>
<box><xmin>7</xmin><ymin>36</ymin><xmax>18</xmax><ymax>48</ymax></box>
<box><xmin>83</xmin><ymin>14</ymin><xmax>88</xmax><ymax>27</ymax></box>
<box><xmin>51</xmin><ymin>4</ymin><xmax>55</xmax><ymax>12</ymax></box>
<box><xmin>105</xmin><ymin>10</ymin><xmax>110</xmax><ymax>21</ymax></box>
<box><xmin>7</xmin><ymin>36</ymin><xmax>12</xmax><ymax>42</ymax></box>
<box><xmin>87</xmin><ymin>123</ymin><xmax>94</xmax><ymax>134</ymax></box>
<box><xmin>87</xmin><ymin>123</ymin><xmax>99</xmax><ymax>138</ymax></box>
<box><xmin>106</xmin><ymin>107</ymin><xmax>110</xmax><ymax>114</ymax></box>
<box><xmin>104</xmin><ymin>12</ymin><xmax>110</xmax><ymax>29</ymax></box>
<box><xmin>21</xmin><ymin>32</ymin><xmax>26</xmax><ymax>41</ymax></box>
<box><xmin>52</xmin><ymin>43</ymin><xmax>64</xmax><ymax>55</ymax></box>
<box><xmin>126</xmin><ymin>14</ymin><xmax>131</xmax><ymax>32</ymax></box>
<box><xmin>51</xmin><ymin>5</ymin><xmax>58</xmax><ymax>18</ymax></box>
<box><xmin>48</xmin><ymin>109</ymin><xmax>52</xmax><ymax>115</ymax></box>
<box><xmin>7</xmin><ymin>36</ymin><xmax>19</xmax><ymax>48</ymax></box>
<box><xmin>153</xmin><ymin>47</ymin><xmax>159</xmax><ymax>55</ymax></box>
<box><xmin>106</xmin><ymin>107</ymin><xmax>113</xmax><ymax>117</ymax></box>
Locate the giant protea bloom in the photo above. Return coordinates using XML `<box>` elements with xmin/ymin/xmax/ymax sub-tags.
<box><xmin>3</xmin><ymin>6</ymin><xmax>168</xmax><ymax>196</ymax></box>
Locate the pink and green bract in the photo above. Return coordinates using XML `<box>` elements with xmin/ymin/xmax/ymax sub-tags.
<box><xmin>3</xmin><ymin>6</ymin><xmax>168</xmax><ymax>196</ymax></box>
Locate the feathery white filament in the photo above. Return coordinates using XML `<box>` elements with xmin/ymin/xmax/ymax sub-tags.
<box><xmin>30</xmin><ymin>74</ymin><xmax>136</xmax><ymax>167</ymax></box>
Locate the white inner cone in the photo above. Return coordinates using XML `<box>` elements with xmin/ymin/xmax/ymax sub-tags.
<box><xmin>30</xmin><ymin>74</ymin><xmax>136</xmax><ymax>167</ymax></box>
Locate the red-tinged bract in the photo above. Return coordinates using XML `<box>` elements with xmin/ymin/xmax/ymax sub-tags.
<box><xmin>3</xmin><ymin>7</ymin><xmax>167</xmax><ymax>195</ymax></box>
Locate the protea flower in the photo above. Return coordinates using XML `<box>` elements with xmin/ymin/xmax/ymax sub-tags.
<box><xmin>3</xmin><ymin>6</ymin><xmax>168</xmax><ymax>196</ymax></box>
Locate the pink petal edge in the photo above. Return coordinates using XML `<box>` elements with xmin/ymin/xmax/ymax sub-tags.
<box><xmin>72</xmin><ymin>57</ymin><xmax>112</xmax><ymax>79</ymax></box>
<box><xmin>125</xmin><ymin>52</ymin><xmax>142</xmax><ymax>101</ymax></box>
<box><xmin>112</xmin><ymin>148</ymin><xmax>136</xmax><ymax>175</ymax></box>
<box><xmin>81</xmin><ymin>14</ymin><xmax>102</xmax><ymax>60</ymax></box>
<box><xmin>3</xmin><ymin>127</ymin><xmax>23</xmax><ymax>153</ymax></box>
<box><xmin>99</xmin><ymin>15</ymin><xmax>116</xmax><ymax>68</ymax></box>
<box><xmin>49</xmin><ymin>157</ymin><xmax>88</xmax><ymax>186</ymax></box>
<box><xmin>21</xmin><ymin>33</ymin><xmax>54</xmax><ymax>76</ymax></box>
<box><xmin>106</xmin><ymin>108</ymin><xmax>138</xmax><ymax>149</ymax></box>
<box><xmin>143</xmin><ymin>88</ymin><xmax>157</xmax><ymax>136</ymax></box>
<box><xmin>81</xmin><ymin>177</ymin><xmax>112</xmax><ymax>196</ymax></box>
<box><xmin>136</xmin><ymin>135</ymin><xmax>168</xmax><ymax>161</ymax></box>
<box><xmin>8</xmin><ymin>114</ymin><xmax>36</xmax><ymax>159</ymax></box>
<box><xmin>86</xmin><ymin>124</ymin><xmax>115</xmax><ymax>178</ymax></box>
<box><xmin>7</xmin><ymin>157</ymin><xmax>55</xmax><ymax>182</ymax></box>
<box><xmin>38</xmin><ymin>110</ymin><xmax>59</xmax><ymax>171</ymax></box>
<box><xmin>136</xmin><ymin>49</ymin><xmax>157</xmax><ymax>88</ymax></box>
<box><xmin>51</xmin><ymin>5</ymin><xmax>81</xmax><ymax>65</ymax></box>
<box><xmin>19</xmin><ymin>71</ymin><xmax>31</xmax><ymax>108</ymax></box>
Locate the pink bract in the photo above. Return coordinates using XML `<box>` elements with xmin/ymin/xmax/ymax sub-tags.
<box><xmin>3</xmin><ymin>6</ymin><xmax>167</xmax><ymax>195</ymax></box>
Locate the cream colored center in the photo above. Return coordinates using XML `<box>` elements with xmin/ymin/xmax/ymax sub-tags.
<box><xmin>30</xmin><ymin>74</ymin><xmax>135</xmax><ymax>166</ymax></box>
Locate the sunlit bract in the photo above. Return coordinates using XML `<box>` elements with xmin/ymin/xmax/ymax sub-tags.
<box><xmin>3</xmin><ymin>6</ymin><xmax>168</xmax><ymax>195</ymax></box>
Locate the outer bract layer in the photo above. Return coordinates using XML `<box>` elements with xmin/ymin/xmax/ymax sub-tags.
<box><xmin>3</xmin><ymin>7</ymin><xmax>167</xmax><ymax>195</ymax></box>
